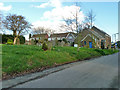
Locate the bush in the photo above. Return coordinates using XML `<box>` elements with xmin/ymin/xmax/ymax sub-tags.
<box><xmin>19</xmin><ymin>36</ymin><xmax>25</xmax><ymax>44</ymax></box>
<box><xmin>58</xmin><ymin>40</ymin><xmax>62</xmax><ymax>42</ymax></box>
<box><xmin>7</xmin><ymin>39</ymin><xmax>13</xmax><ymax>45</ymax></box>
<box><xmin>94</xmin><ymin>49</ymin><xmax>105</xmax><ymax>55</ymax></box>
<box><xmin>71</xmin><ymin>42</ymin><xmax>74</xmax><ymax>46</ymax></box>
<box><xmin>2</xmin><ymin>34</ymin><xmax>25</xmax><ymax>44</ymax></box>
<box><xmin>42</xmin><ymin>42</ymin><xmax>48</xmax><ymax>51</ymax></box>
<box><xmin>62</xmin><ymin>38</ymin><xmax>67</xmax><ymax>43</ymax></box>
<box><xmin>44</xmin><ymin>39</ymin><xmax>48</xmax><ymax>41</ymax></box>
<box><xmin>84</xmin><ymin>45</ymin><xmax>89</xmax><ymax>48</ymax></box>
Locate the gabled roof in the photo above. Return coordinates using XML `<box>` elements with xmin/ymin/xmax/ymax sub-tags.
<box><xmin>81</xmin><ymin>28</ymin><xmax>104</xmax><ymax>39</ymax></box>
<box><xmin>88</xmin><ymin>29</ymin><xmax>104</xmax><ymax>39</ymax></box>
<box><xmin>50</xmin><ymin>33</ymin><xmax>68</xmax><ymax>37</ymax></box>
<box><xmin>91</xmin><ymin>26</ymin><xmax>110</xmax><ymax>38</ymax></box>
<box><xmin>50</xmin><ymin>32</ymin><xmax>75</xmax><ymax>38</ymax></box>
<box><xmin>31</xmin><ymin>33</ymin><xmax>48</xmax><ymax>38</ymax></box>
<box><xmin>81</xmin><ymin>34</ymin><xmax>92</xmax><ymax>42</ymax></box>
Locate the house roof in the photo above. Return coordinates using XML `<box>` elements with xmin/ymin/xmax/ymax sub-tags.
<box><xmin>81</xmin><ymin>34</ymin><xmax>92</xmax><ymax>42</ymax></box>
<box><xmin>50</xmin><ymin>32</ymin><xmax>75</xmax><ymax>38</ymax></box>
<box><xmin>91</xmin><ymin>26</ymin><xmax>110</xmax><ymax>38</ymax></box>
<box><xmin>88</xmin><ymin>29</ymin><xmax>104</xmax><ymax>39</ymax></box>
<box><xmin>81</xmin><ymin>28</ymin><xmax>103</xmax><ymax>39</ymax></box>
<box><xmin>31</xmin><ymin>34</ymin><xmax>48</xmax><ymax>38</ymax></box>
<box><xmin>50</xmin><ymin>33</ymin><xmax>68</xmax><ymax>37</ymax></box>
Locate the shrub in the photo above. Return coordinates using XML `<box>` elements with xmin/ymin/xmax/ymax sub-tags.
<box><xmin>58</xmin><ymin>40</ymin><xmax>62</xmax><ymax>42</ymax></box>
<box><xmin>34</xmin><ymin>39</ymin><xmax>38</xmax><ymax>45</ymax></box>
<box><xmin>84</xmin><ymin>45</ymin><xmax>89</xmax><ymax>48</ymax></box>
<box><xmin>2</xmin><ymin>34</ymin><xmax>25</xmax><ymax>44</ymax></box>
<box><xmin>19</xmin><ymin>36</ymin><xmax>25</xmax><ymax>44</ymax></box>
<box><xmin>44</xmin><ymin>39</ymin><xmax>48</xmax><ymax>42</ymax></box>
<box><xmin>38</xmin><ymin>39</ymin><xmax>43</xmax><ymax>43</ymax></box>
<box><xmin>42</xmin><ymin>42</ymin><xmax>48</xmax><ymax>51</ymax></box>
<box><xmin>62</xmin><ymin>38</ymin><xmax>67</xmax><ymax>43</ymax></box>
<box><xmin>7</xmin><ymin>39</ymin><xmax>13</xmax><ymax>45</ymax></box>
<box><xmin>94</xmin><ymin>49</ymin><xmax>105</xmax><ymax>55</ymax></box>
<box><xmin>71</xmin><ymin>42</ymin><xmax>74</xmax><ymax>46</ymax></box>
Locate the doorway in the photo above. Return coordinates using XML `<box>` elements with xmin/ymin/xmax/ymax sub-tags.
<box><xmin>89</xmin><ymin>41</ymin><xmax>92</xmax><ymax>48</ymax></box>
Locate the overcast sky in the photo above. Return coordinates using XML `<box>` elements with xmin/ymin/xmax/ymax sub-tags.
<box><xmin>0</xmin><ymin>0</ymin><xmax>118</xmax><ymax>41</ymax></box>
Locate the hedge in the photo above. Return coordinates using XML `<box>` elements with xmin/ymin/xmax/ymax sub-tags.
<box><xmin>2</xmin><ymin>34</ymin><xmax>25</xmax><ymax>44</ymax></box>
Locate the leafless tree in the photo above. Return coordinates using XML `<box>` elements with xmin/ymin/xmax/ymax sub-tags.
<box><xmin>32</xmin><ymin>27</ymin><xmax>54</xmax><ymax>35</ymax></box>
<box><xmin>32</xmin><ymin>27</ymin><xmax>46</xmax><ymax>34</ymax></box>
<box><xmin>0</xmin><ymin>11</ymin><xmax>4</xmax><ymax>33</ymax></box>
<box><xmin>0</xmin><ymin>11</ymin><xmax>2</xmax><ymax>30</ymax></box>
<box><xmin>60</xmin><ymin>2</ymin><xmax>84</xmax><ymax>34</ymax></box>
<box><xmin>3</xmin><ymin>14</ymin><xmax>31</xmax><ymax>44</ymax></box>
<box><xmin>85</xmin><ymin>9</ymin><xmax>96</xmax><ymax>29</ymax></box>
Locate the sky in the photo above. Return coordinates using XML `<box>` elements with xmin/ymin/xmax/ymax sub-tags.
<box><xmin>0</xmin><ymin>0</ymin><xmax>119</xmax><ymax>41</ymax></box>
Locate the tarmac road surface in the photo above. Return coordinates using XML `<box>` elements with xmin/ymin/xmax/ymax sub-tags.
<box><xmin>14</xmin><ymin>52</ymin><xmax>119</xmax><ymax>88</ymax></box>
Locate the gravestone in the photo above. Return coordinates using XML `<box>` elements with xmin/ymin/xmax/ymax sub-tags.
<box><xmin>61</xmin><ymin>41</ymin><xmax>65</xmax><ymax>47</ymax></box>
<box><xmin>47</xmin><ymin>42</ymin><xmax>53</xmax><ymax>50</ymax></box>
<box><xmin>74</xmin><ymin>44</ymin><xmax>78</xmax><ymax>47</ymax></box>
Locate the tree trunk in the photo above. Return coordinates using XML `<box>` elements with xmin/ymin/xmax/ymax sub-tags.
<box><xmin>17</xmin><ymin>38</ymin><xmax>20</xmax><ymax>45</ymax></box>
<box><xmin>13</xmin><ymin>37</ymin><xmax>20</xmax><ymax>45</ymax></box>
<box><xmin>13</xmin><ymin>37</ymin><xmax>17</xmax><ymax>45</ymax></box>
<box><xmin>13</xmin><ymin>31</ymin><xmax>17</xmax><ymax>36</ymax></box>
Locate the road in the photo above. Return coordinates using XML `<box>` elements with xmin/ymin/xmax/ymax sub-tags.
<box><xmin>14</xmin><ymin>52</ymin><xmax>119</xmax><ymax>88</ymax></box>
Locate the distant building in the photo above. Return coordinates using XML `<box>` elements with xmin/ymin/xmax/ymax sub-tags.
<box><xmin>49</xmin><ymin>32</ymin><xmax>76</xmax><ymax>43</ymax></box>
<box><xmin>30</xmin><ymin>33</ymin><xmax>48</xmax><ymax>41</ymax></box>
<box><xmin>30</xmin><ymin>26</ymin><xmax>111</xmax><ymax>49</ymax></box>
<box><xmin>111</xmin><ymin>41</ymin><xmax>120</xmax><ymax>48</ymax></box>
<box><xmin>74</xmin><ymin>26</ymin><xmax>111</xmax><ymax>49</ymax></box>
<box><xmin>30</xmin><ymin>33</ymin><xmax>48</xmax><ymax>45</ymax></box>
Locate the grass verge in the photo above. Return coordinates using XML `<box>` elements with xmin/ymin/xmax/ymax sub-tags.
<box><xmin>2</xmin><ymin>45</ymin><xmax>119</xmax><ymax>80</ymax></box>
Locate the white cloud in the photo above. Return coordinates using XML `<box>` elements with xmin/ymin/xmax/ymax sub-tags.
<box><xmin>50</xmin><ymin>0</ymin><xmax>61</xmax><ymax>8</ymax></box>
<box><xmin>43</xmin><ymin>5</ymin><xmax>84</xmax><ymax>22</ymax></box>
<box><xmin>34</xmin><ymin>3</ymin><xmax>49</xmax><ymax>8</ymax></box>
<box><xmin>32</xmin><ymin>20</ymin><xmax>64</xmax><ymax>33</ymax></box>
<box><xmin>32</xmin><ymin>0</ymin><xmax>85</xmax><ymax>33</ymax></box>
<box><xmin>0</xmin><ymin>3</ymin><xmax>12</xmax><ymax>11</ymax></box>
<box><xmin>33</xmin><ymin>0</ymin><xmax>61</xmax><ymax>8</ymax></box>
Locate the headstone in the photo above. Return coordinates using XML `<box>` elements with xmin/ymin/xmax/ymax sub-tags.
<box><xmin>47</xmin><ymin>42</ymin><xmax>53</xmax><ymax>50</ymax></box>
<box><xmin>48</xmin><ymin>38</ymin><xmax>51</xmax><ymax>41</ymax></box>
<box><xmin>52</xmin><ymin>40</ymin><xmax>56</xmax><ymax>46</ymax></box>
<box><xmin>74</xmin><ymin>44</ymin><xmax>78</xmax><ymax>47</ymax></box>
<box><xmin>31</xmin><ymin>39</ymin><xmax>35</xmax><ymax>45</ymax></box>
<box><xmin>61</xmin><ymin>41</ymin><xmax>65</xmax><ymax>47</ymax></box>
<box><xmin>58</xmin><ymin>42</ymin><xmax>61</xmax><ymax>46</ymax></box>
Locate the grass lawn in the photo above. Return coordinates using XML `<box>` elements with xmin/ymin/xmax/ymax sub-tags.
<box><xmin>2</xmin><ymin>45</ymin><xmax>119</xmax><ymax>79</ymax></box>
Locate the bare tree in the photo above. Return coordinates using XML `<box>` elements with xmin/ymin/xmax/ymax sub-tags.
<box><xmin>0</xmin><ymin>11</ymin><xmax>4</xmax><ymax>33</ymax></box>
<box><xmin>85</xmin><ymin>9</ymin><xmax>96</xmax><ymax>29</ymax></box>
<box><xmin>0</xmin><ymin>13</ymin><xmax>2</xmax><ymax>32</ymax></box>
<box><xmin>3</xmin><ymin>14</ymin><xmax>31</xmax><ymax>44</ymax></box>
<box><xmin>32</xmin><ymin>27</ymin><xmax>54</xmax><ymax>35</ymax></box>
<box><xmin>32</xmin><ymin>27</ymin><xmax>46</xmax><ymax>34</ymax></box>
<box><xmin>60</xmin><ymin>2</ymin><xmax>84</xmax><ymax>34</ymax></box>
<box><xmin>60</xmin><ymin>17</ymin><xmax>74</xmax><ymax>32</ymax></box>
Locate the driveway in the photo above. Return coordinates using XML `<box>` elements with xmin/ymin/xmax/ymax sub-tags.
<box><xmin>14</xmin><ymin>52</ymin><xmax>119</xmax><ymax>88</ymax></box>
